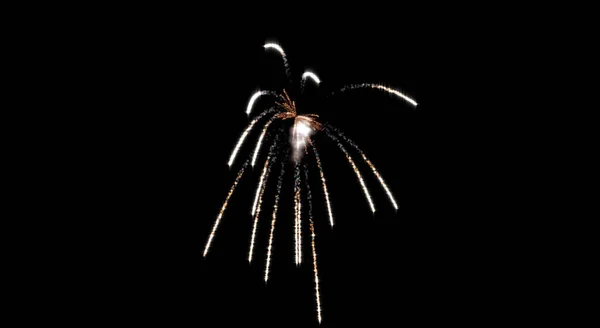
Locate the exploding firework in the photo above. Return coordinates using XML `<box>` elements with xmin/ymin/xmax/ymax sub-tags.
<box><xmin>203</xmin><ymin>42</ymin><xmax>417</xmax><ymax>323</ymax></box>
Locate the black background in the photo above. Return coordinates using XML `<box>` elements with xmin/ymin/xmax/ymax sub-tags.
<box><xmin>81</xmin><ymin>18</ymin><xmax>508</xmax><ymax>326</ymax></box>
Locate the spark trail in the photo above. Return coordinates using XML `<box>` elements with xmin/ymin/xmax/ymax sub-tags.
<box><xmin>294</xmin><ymin>162</ymin><xmax>302</xmax><ymax>265</ymax></box>
<box><xmin>251</xmin><ymin>117</ymin><xmax>275</xmax><ymax>167</ymax></box>
<box><xmin>302</xmin><ymin>71</ymin><xmax>321</xmax><ymax>85</ymax></box>
<box><xmin>325</xmin><ymin>130</ymin><xmax>376</xmax><ymax>213</ymax></box>
<box><xmin>265</xmin><ymin>155</ymin><xmax>287</xmax><ymax>282</ymax></box>
<box><xmin>330</xmin><ymin>126</ymin><xmax>398</xmax><ymax>210</ymax></box>
<box><xmin>203</xmin><ymin>160</ymin><xmax>248</xmax><ymax>257</ymax></box>
<box><xmin>228</xmin><ymin>109</ymin><xmax>274</xmax><ymax>167</ymax></box>
<box><xmin>309</xmin><ymin>218</ymin><xmax>322</xmax><ymax>323</ymax></box>
<box><xmin>246</xmin><ymin>91</ymin><xmax>276</xmax><ymax>116</ymax></box>
<box><xmin>303</xmin><ymin>168</ymin><xmax>322</xmax><ymax>324</ymax></box>
<box><xmin>310</xmin><ymin>139</ymin><xmax>334</xmax><ymax>227</ymax></box>
<box><xmin>249</xmin><ymin>138</ymin><xmax>279</xmax><ymax>263</ymax></box>
<box><xmin>264</xmin><ymin>43</ymin><xmax>291</xmax><ymax>81</ymax></box>
<box><xmin>340</xmin><ymin>83</ymin><xmax>418</xmax><ymax>107</ymax></box>
<box><xmin>301</xmin><ymin>71</ymin><xmax>321</xmax><ymax>92</ymax></box>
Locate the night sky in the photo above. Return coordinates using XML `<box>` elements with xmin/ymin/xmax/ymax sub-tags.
<box><xmin>96</xmin><ymin>27</ymin><xmax>492</xmax><ymax>326</ymax></box>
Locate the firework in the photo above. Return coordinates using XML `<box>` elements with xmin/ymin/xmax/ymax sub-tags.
<box><xmin>204</xmin><ymin>42</ymin><xmax>416</xmax><ymax>323</ymax></box>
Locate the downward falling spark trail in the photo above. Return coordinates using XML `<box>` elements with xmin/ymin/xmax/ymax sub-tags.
<box><xmin>251</xmin><ymin>117</ymin><xmax>275</xmax><ymax>167</ymax></box>
<box><xmin>339</xmin><ymin>83</ymin><xmax>418</xmax><ymax>107</ymax></box>
<box><xmin>309</xmin><ymin>139</ymin><xmax>334</xmax><ymax>227</ymax></box>
<box><xmin>328</xmin><ymin>126</ymin><xmax>398</xmax><ymax>210</ymax></box>
<box><xmin>325</xmin><ymin>130</ymin><xmax>376</xmax><ymax>213</ymax></box>
<box><xmin>204</xmin><ymin>160</ymin><xmax>248</xmax><ymax>257</ymax></box>
<box><xmin>294</xmin><ymin>162</ymin><xmax>302</xmax><ymax>265</ymax></box>
<box><xmin>304</xmin><ymin>163</ymin><xmax>322</xmax><ymax>323</ymax></box>
<box><xmin>309</xmin><ymin>219</ymin><xmax>322</xmax><ymax>324</ymax></box>
<box><xmin>228</xmin><ymin>109</ymin><xmax>274</xmax><ymax>167</ymax></box>
<box><xmin>264</xmin><ymin>43</ymin><xmax>291</xmax><ymax>81</ymax></box>
<box><xmin>249</xmin><ymin>138</ymin><xmax>279</xmax><ymax>263</ymax></box>
<box><xmin>265</xmin><ymin>155</ymin><xmax>287</xmax><ymax>282</ymax></box>
<box><xmin>251</xmin><ymin>154</ymin><xmax>270</xmax><ymax>216</ymax></box>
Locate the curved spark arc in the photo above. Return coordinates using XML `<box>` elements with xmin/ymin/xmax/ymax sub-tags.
<box><xmin>340</xmin><ymin>83</ymin><xmax>418</xmax><ymax>107</ymax></box>
<box><xmin>310</xmin><ymin>139</ymin><xmax>334</xmax><ymax>227</ymax></box>
<box><xmin>264</xmin><ymin>43</ymin><xmax>291</xmax><ymax>80</ymax></box>
<box><xmin>203</xmin><ymin>160</ymin><xmax>248</xmax><ymax>257</ymax></box>
<box><xmin>263</xmin><ymin>43</ymin><xmax>285</xmax><ymax>56</ymax></box>
<box><xmin>251</xmin><ymin>117</ymin><xmax>275</xmax><ymax>167</ymax></box>
<box><xmin>265</xmin><ymin>156</ymin><xmax>287</xmax><ymax>282</ymax></box>
<box><xmin>325</xmin><ymin>130</ymin><xmax>376</xmax><ymax>213</ymax></box>
<box><xmin>228</xmin><ymin>109</ymin><xmax>273</xmax><ymax>167</ymax></box>
<box><xmin>302</xmin><ymin>71</ymin><xmax>321</xmax><ymax>84</ymax></box>
<box><xmin>246</xmin><ymin>91</ymin><xmax>267</xmax><ymax>115</ymax></box>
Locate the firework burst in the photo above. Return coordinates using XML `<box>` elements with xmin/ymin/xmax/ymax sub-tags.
<box><xmin>203</xmin><ymin>42</ymin><xmax>417</xmax><ymax>323</ymax></box>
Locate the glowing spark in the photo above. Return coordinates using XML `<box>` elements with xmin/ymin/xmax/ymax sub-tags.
<box><xmin>340</xmin><ymin>83</ymin><xmax>417</xmax><ymax>107</ymax></box>
<box><xmin>310</xmin><ymin>140</ymin><xmax>334</xmax><ymax>227</ymax></box>
<box><xmin>246</xmin><ymin>91</ymin><xmax>267</xmax><ymax>115</ymax></box>
<box><xmin>373</xmin><ymin>84</ymin><xmax>418</xmax><ymax>106</ymax></box>
<box><xmin>302</xmin><ymin>71</ymin><xmax>321</xmax><ymax>84</ymax></box>
<box><xmin>263</xmin><ymin>43</ymin><xmax>285</xmax><ymax>56</ymax></box>
<box><xmin>265</xmin><ymin>158</ymin><xmax>286</xmax><ymax>282</ymax></box>
<box><xmin>203</xmin><ymin>161</ymin><xmax>248</xmax><ymax>257</ymax></box>
<box><xmin>252</xmin><ymin>118</ymin><xmax>275</xmax><ymax>167</ymax></box>
<box><xmin>228</xmin><ymin>109</ymin><xmax>272</xmax><ymax>167</ymax></box>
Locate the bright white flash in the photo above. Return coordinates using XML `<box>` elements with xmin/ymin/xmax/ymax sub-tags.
<box><xmin>264</xmin><ymin>43</ymin><xmax>285</xmax><ymax>56</ymax></box>
<box><xmin>292</xmin><ymin>119</ymin><xmax>313</xmax><ymax>161</ymax></box>
<box><xmin>246</xmin><ymin>91</ymin><xmax>266</xmax><ymax>115</ymax></box>
<box><xmin>302</xmin><ymin>71</ymin><xmax>321</xmax><ymax>84</ymax></box>
<box><xmin>297</xmin><ymin>121</ymin><xmax>312</xmax><ymax>136</ymax></box>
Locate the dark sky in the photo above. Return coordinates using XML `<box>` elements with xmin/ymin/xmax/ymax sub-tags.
<box><xmin>93</xmin><ymin>26</ymin><xmax>498</xmax><ymax>327</ymax></box>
